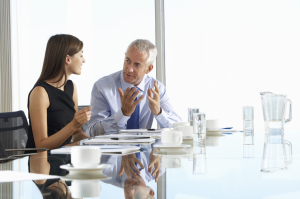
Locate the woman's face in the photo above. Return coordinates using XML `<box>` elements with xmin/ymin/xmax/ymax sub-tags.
<box><xmin>66</xmin><ymin>50</ymin><xmax>85</xmax><ymax>75</ymax></box>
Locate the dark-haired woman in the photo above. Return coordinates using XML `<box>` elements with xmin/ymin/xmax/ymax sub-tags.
<box><xmin>26</xmin><ymin>34</ymin><xmax>91</xmax><ymax>151</ymax></box>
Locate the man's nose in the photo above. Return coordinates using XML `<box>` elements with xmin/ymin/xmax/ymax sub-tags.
<box><xmin>126</xmin><ymin>63</ymin><xmax>134</xmax><ymax>72</ymax></box>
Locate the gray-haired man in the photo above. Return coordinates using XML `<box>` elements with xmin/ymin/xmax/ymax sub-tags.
<box><xmin>88</xmin><ymin>39</ymin><xmax>181</xmax><ymax>136</ymax></box>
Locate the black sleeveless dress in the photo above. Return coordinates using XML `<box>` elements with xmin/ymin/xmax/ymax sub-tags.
<box><xmin>26</xmin><ymin>80</ymin><xmax>76</xmax><ymax>149</ymax></box>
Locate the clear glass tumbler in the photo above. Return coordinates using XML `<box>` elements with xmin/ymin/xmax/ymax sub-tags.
<box><xmin>188</xmin><ymin>108</ymin><xmax>200</xmax><ymax>126</ymax></box>
<box><xmin>193</xmin><ymin>113</ymin><xmax>206</xmax><ymax>143</ymax></box>
<box><xmin>243</xmin><ymin>106</ymin><xmax>254</xmax><ymax>158</ymax></box>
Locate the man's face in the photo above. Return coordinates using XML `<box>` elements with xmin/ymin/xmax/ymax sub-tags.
<box><xmin>124</xmin><ymin>175</ymin><xmax>154</xmax><ymax>199</ymax></box>
<box><xmin>122</xmin><ymin>46</ymin><xmax>153</xmax><ymax>86</ymax></box>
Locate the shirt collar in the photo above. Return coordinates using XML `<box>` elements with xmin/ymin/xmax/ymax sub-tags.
<box><xmin>120</xmin><ymin>71</ymin><xmax>147</xmax><ymax>92</ymax></box>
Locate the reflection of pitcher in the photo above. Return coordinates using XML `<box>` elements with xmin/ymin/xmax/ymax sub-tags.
<box><xmin>261</xmin><ymin>134</ymin><xmax>292</xmax><ymax>172</ymax></box>
<box><xmin>260</xmin><ymin>92</ymin><xmax>293</xmax><ymax>172</ymax></box>
<box><xmin>260</xmin><ymin>92</ymin><xmax>292</xmax><ymax>135</ymax></box>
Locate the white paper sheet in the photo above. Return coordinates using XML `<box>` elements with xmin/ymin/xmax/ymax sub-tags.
<box><xmin>50</xmin><ymin>145</ymin><xmax>141</xmax><ymax>154</ymax></box>
<box><xmin>0</xmin><ymin>171</ymin><xmax>60</xmax><ymax>182</ymax></box>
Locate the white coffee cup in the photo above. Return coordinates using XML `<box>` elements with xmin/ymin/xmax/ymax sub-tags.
<box><xmin>174</xmin><ymin>126</ymin><xmax>193</xmax><ymax>137</ymax></box>
<box><xmin>71</xmin><ymin>146</ymin><xmax>101</xmax><ymax>168</ymax></box>
<box><xmin>206</xmin><ymin>119</ymin><xmax>219</xmax><ymax>130</ymax></box>
<box><xmin>71</xmin><ymin>180</ymin><xmax>101</xmax><ymax>198</ymax></box>
<box><xmin>161</xmin><ymin>131</ymin><xmax>182</xmax><ymax>146</ymax></box>
<box><xmin>162</xmin><ymin>157</ymin><xmax>182</xmax><ymax>168</ymax></box>
<box><xmin>172</xmin><ymin>122</ymin><xmax>190</xmax><ymax>128</ymax></box>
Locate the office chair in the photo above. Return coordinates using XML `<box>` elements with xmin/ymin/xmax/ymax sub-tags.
<box><xmin>0</xmin><ymin>110</ymin><xmax>47</xmax><ymax>156</ymax></box>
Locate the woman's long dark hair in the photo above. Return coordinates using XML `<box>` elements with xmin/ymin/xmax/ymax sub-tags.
<box><xmin>36</xmin><ymin>34</ymin><xmax>83</xmax><ymax>88</ymax></box>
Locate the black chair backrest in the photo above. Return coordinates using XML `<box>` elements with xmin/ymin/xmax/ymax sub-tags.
<box><xmin>0</xmin><ymin>111</ymin><xmax>28</xmax><ymax>152</ymax></box>
<box><xmin>0</xmin><ymin>141</ymin><xmax>7</xmax><ymax>158</ymax></box>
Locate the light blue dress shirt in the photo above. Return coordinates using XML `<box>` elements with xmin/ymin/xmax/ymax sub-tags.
<box><xmin>88</xmin><ymin>70</ymin><xmax>181</xmax><ymax>136</ymax></box>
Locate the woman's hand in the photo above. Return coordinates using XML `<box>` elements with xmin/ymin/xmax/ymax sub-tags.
<box><xmin>71</xmin><ymin>107</ymin><xmax>92</xmax><ymax>129</ymax></box>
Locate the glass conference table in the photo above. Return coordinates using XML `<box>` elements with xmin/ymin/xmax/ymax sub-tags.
<box><xmin>1</xmin><ymin>130</ymin><xmax>300</xmax><ymax>199</ymax></box>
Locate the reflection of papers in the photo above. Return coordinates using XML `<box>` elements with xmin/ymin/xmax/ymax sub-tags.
<box><xmin>119</xmin><ymin>129</ymin><xmax>162</xmax><ymax>133</ymax></box>
<box><xmin>84</xmin><ymin>138</ymin><xmax>155</xmax><ymax>145</ymax></box>
<box><xmin>50</xmin><ymin>145</ymin><xmax>141</xmax><ymax>155</ymax></box>
<box><xmin>0</xmin><ymin>171</ymin><xmax>59</xmax><ymax>182</ymax></box>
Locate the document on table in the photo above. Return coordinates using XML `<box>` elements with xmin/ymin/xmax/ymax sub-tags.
<box><xmin>84</xmin><ymin>138</ymin><xmax>155</xmax><ymax>145</ymax></box>
<box><xmin>50</xmin><ymin>145</ymin><xmax>141</xmax><ymax>155</ymax></box>
<box><xmin>0</xmin><ymin>171</ymin><xmax>60</xmax><ymax>182</ymax></box>
<box><xmin>95</xmin><ymin>134</ymin><xmax>161</xmax><ymax>139</ymax></box>
<box><xmin>119</xmin><ymin>129</ymin><xmax>163</xmax><ymax>133</ymax></box>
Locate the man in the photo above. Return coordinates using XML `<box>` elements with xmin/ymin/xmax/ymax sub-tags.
<box><xmin>88</xmin><ymin>39</ymin><xmax>181</xmax><ymax>136</ymax></box>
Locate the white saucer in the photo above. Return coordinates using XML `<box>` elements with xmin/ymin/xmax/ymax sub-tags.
<box><xmin>183</xmin><ymin>136</ymin><xmax>193</xmax><ymax>140</ymax></box>
<box><xmin>153</xmin><ymin>150</ymin><xmax>189</xmax><ymax>157</ymax></box>
<box><xmin>62</xmin><ymin>173</ymin><xmax>111</xmax><ymax>181</ymax></box>
<box><xmin>153</xmin><ymin>144</ymin><xmax>191</xmax><ymax>150</ymax></box>
<box><xmin>60</xmin><ymin>164</ymin><xmax>111</xmax><ymax>175</ymax></box>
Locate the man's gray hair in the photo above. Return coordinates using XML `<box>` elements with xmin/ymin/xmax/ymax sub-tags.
<box><xmin>127</xmin><ymin>39</ymin><xmax>157</xmax><ymax>66</ymax></box>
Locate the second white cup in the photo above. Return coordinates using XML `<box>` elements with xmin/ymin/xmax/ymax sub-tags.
<box><xmin>71</xmin><ymin>146</ymin><xmax>101</xmax><ymax>168</ymax></box>
<box><xmin>161</xmin><ymin>131</ymin><xmax>183</xmax><ymax>146</ymax></box>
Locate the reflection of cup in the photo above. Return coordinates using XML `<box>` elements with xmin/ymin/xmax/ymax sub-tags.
<box><xmin>206</xmin><ymin>137</ymin><xmax>220</xmax><ymax>147</ymax></box>
<box><xmin>161</xmin><ymin>131</ymin><xmax>183</xmax><ymax>146</ymax></box>
<box><xmin>174</xmin><ymin>126</ymin><xmax>193</xmax><ymax>138</ymax></box>
<box><xmin>162</xmin><ymin>157</ymin><xmax>182</xmax><ymax>168</ymax></box>
<box><xmin>71</xmin><ymin>146</ymin><xmax>101</xmax><ymax>168</ymax></box>
<box><xmin>71</xmin><ymin>180</ymin><xmax>101</xmax><ymax>198</ymax></box>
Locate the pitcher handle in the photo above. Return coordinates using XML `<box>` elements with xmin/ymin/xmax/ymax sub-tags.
<box><xmin>285</xmin><ymin>99</ymin><xmax>292</xmax><ymax>123</ymax></box>
<box><xmin>285</xmin><ymin>140</ymin><xmax>292</xmax><ymax>164</ymax></box>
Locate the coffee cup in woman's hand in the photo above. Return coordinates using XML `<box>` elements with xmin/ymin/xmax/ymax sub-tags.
<box><xmin>72</xmin><ymin>106</ymin><xmax>92</xmax><ymax>128</ymax></box>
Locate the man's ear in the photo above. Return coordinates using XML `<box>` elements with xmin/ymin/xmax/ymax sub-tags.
<box><xmin>65</xmin><ymin>55</ymin><xmax>71</xmax><ymax>65</ymax></box>
<box><xmin>148</xmin><ymin>187</ymin><xmax>155</xmax><ymax>196</ymax></box>
<box><xmin>145</xmin><ymin>65</ymin><xmax>153</xmax><ymax>74</ymax></box>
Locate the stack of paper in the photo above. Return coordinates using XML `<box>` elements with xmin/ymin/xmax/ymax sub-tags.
<box><xmin>50</xmin><ymin>145</ymin><xmax>141</xmax><ymax>155</ymax></box>
<box><xmin>95</xmin><ymin>134</ymin><xmax>161</xmax><ymax>139</ymax></box>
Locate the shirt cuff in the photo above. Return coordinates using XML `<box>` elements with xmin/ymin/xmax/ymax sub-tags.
<box><xmin>154</xmin><ymin>109</ymin><xmax>169</xmax><ymax>128</ymax></box>
<box><xmin>114</xmin><ymin>109</ymin><xmax>130</xmax><ymax>125</ymax></box>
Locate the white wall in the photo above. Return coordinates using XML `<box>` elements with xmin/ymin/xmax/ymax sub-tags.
<box><xmin>165</xmin><ymin>0</ymin><xmax>300</xmax><ymax>130</ymax></box>
<box><xmin>11</xmin><ymin>0</ymin><xmax>156</xmax><ymax>111</ymax></box>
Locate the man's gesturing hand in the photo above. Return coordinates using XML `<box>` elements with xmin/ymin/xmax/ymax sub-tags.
<box><xmin>147</xmin><ymin>81</ymin><xmax>161</xmax><ymax>116</ymax></box>
<box><xmin>118</xmin><ymin>87</ymin><xmax>144</xmax><ymax>116</ymax></box>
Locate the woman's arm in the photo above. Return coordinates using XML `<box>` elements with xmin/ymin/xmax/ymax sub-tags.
<box><xmin>72</xmin><ymin>83</ymin><xmax>90</xmax><ymax>142</ymax></box>
<box><xmin>30</xmin><ymin>86</ymin><xmax>91</xmax><ymax>150</ymax></box>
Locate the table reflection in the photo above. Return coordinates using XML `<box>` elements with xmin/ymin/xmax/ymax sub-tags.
<box><xmin>29</xmin><ymin>152</ymin><xmax>71</xmax><ymax>198</ymax></box>
<box><xmin>101</xmin><ymin>144</ymin><xmax>164</xmax><ymax>199</ymax></box>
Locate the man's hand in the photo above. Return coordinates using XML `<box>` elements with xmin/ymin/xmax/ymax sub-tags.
<box><xmin>118</xmin><ymin>87</ymin><xmax>143</xmax><ymax>116</ymax></box>
<box><xmin>118</xmin><ymin>154</ymin><xmax>144</xmax><ymax>177</ymax></box>
<box><xmin>148</xmin><ymin>148</ymin><xmax>161</xmax><ymax>182</ymax></box>
<box><xmin>147</xmin><ymin>81</ymin><xmax>161</xmax><ymax>115</ymax></box>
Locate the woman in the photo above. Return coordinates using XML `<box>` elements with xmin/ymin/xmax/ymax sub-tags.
<box><xmin>26</xmin><ymin>34</ymin><xmax>91</xmax><ymax>151</ymax></box>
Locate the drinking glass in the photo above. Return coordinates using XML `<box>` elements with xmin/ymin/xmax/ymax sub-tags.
<box><xmin>243</xmin><ymin>106</ymin><xmax>254</xmax><ymax>158</ymax></box>
<box><xmin>193</xmin><ymin>113</ymin><xmax>206</xmax><ymax>143</ymax></box>
<box><xmin>188</xmin><ymin>108</ymin><xmax>200</xmax><ymax>125</ymax></box>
